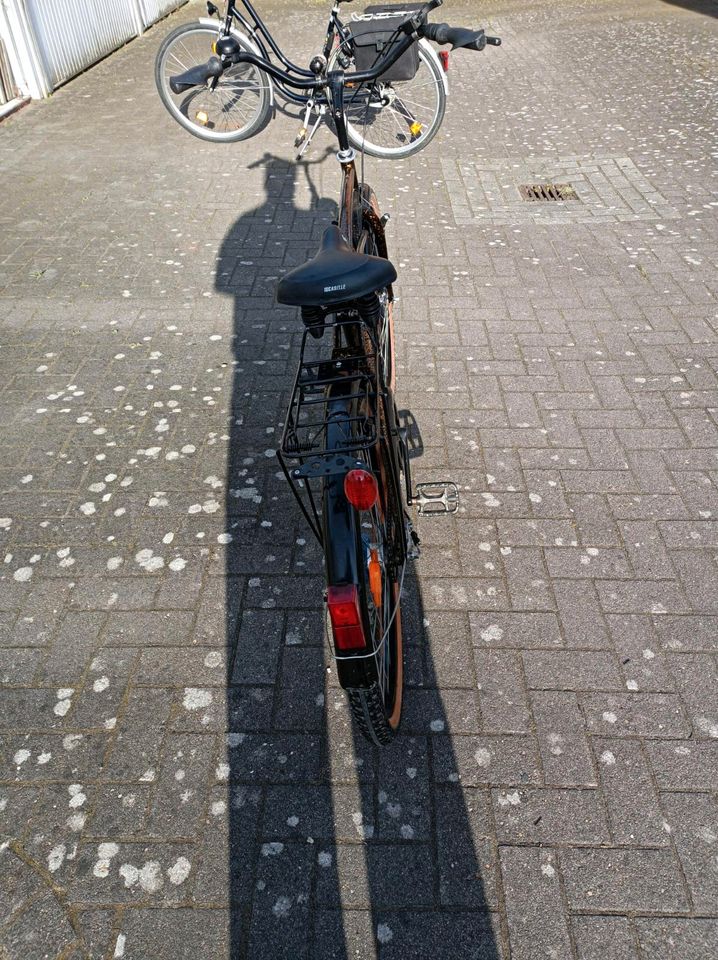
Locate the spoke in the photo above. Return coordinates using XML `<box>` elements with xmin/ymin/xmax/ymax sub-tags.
<box><xmin>165</xmin><ymin>50</ymin><xmax>190</xmax><ymax>73</ymax></box>
<box><xmin>396</xmin><ymin>78</ymin><xmax>439</xmax><ymax>93</ymax></box>
<box><xmin>391</xmin><ymin>94</ymin><xmax>437</xmax><ymax>112</ymax></box>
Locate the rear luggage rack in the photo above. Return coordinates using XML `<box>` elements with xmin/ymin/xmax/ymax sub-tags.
<box><xmin>280</xmin><ymin>316</ymin><xmax>380</xmax><ymax>459</ymax></box>
<box><xmin>277</xmin><ymin>314</ymin><xmax>382</xmax><ymax>544</ymax></box>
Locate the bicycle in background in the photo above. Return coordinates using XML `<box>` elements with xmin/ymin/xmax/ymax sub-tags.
<box><xmin>156</xmin><ymin>0</ymin><xmax>497</xmax><ymax>159</ymax></box>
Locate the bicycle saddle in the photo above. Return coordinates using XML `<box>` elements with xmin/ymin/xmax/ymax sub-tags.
<box><xmin>277</xmin><ymin>225</ymin><xmax>397</xmax><ymax>308</ymax></box>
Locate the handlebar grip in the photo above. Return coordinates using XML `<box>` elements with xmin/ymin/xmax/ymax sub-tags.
<box><xmin>421</xmin><ymin>22</ymin><xmax>451</xmax><ymax>44</ymax></box>
<box><xmin>422</xmin><ymin>23</ymin><xmax>488</xmax><ymax>52</ymax></box>
<box><xmin>463</xmin><ymin>31</ymin><xmax>487</xmax><ymax>52</ymax></box>
<box><xmin>169</xmin><ymin>56</ymin><xmax>223</xmax><ymax>94</ymax></box>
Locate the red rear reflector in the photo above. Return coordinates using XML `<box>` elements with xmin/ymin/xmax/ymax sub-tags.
<box><xmin>439</xmin><ymin>51</ymin><xmax>450</xmax><ymax>72</ymax></box>
<box><xmin>327</xmin><ymin>584</ymin><xmax>366</xmax><ymax>650</ymax></box>
<box><xmin>344</xmin><ymin>469</ymin><xmax>379</xmax><ymax>511</ymax></box>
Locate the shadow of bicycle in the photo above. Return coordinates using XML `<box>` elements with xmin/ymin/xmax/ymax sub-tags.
<box><xmin>215</xmin><ymin>151</ymin><xmax>501</xmax><ymax>959</ymax></box>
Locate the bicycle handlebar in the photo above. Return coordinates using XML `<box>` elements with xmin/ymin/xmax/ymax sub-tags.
<box><xmin>168</xmin><ymin>0</ymin><xmax>500</xmax><ymax>98</ymax></box>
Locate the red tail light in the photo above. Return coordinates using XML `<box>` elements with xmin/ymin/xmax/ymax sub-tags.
<box><xmin>344</xmin><ymin>469</ymin><xmax>378</xmax><ymax>511</ymax></box>
<box><xmin>439</xmin><ymin>51</ymin><xmax>450</xmax><ymax>72</ymax></box>
<box><xmin>327</xmin><ymin>584</ymin><xmax>366</xmax><ymax>650</ymax></box>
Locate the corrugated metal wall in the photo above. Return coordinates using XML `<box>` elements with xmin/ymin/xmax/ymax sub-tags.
<box><xmin>0</xmin><ymin>33</ymin><xmax>19</xmax><ymax>104</ymax></box>
<box><xmin>27</xmin><ymin>1</ymin><xmax>138</xmax><ymax>89</ymax></box>
<box><xmin>23</xmin><ymin>0</ymin><xmax>185</xmax><ymax>92</ymax></box>
<box><xmin>139</xmin><ymin>0</ymin><xmax>183</xmax><ymax>28</ymax></box>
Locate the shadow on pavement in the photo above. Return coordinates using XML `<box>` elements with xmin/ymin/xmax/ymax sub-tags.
<box><xmin>217</xmin><ymin>153</ymin><xmax>500</xmax><ymax>959</ymax></box>
<box><xmin>658</xmin><ymin>0</ymin><xmax>718</xmax><ymax>16</ymax></box>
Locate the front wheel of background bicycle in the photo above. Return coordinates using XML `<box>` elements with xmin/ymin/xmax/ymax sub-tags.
<box><xmin>155</xmin><ymin>22</ymin><xmax>272</xmax><ymax>143</ymax></box>
<box><xmin>343</xmin><ymin>42</ymin><xmax>447</xmax><ymax>159</ymax></box>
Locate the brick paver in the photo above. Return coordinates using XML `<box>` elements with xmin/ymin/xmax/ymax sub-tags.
<box><xmin>1</xmin><ymin>0</ymin><xmax>717</xmax><ymax>957</ymax></box>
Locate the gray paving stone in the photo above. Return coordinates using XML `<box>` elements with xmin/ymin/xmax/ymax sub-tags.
<box><xmin>248</xmin><ymin>843</ymin><xmax>313</xmax><ymax>960</ymax></box>
<box><xmin>553</xmin><ymin>581</ymin><xmax>612</xmax><ymax>649</ymax></box>
<box><xmin>592</xmin><ymin>737</ymin><xmax>668</xmax><ymax>845</ymax></box>
<box><xmin>0</xmin><ymin>886</ymin><xmax>78</xmax><ymax>960</ymax></box>
<box><xmin>109</xmin><ymin>908</ymin><xmax>230</xmax><ymax>960</ymax></box>
<box><xmin>634</xmin><ymin>919</ymin><xmax>718</xmax><ymax>960</ymax></box>
<box><xmin>374</xmin><ymin>911</ymin><xmax>504</xmax><ymax>960</ymax></box>
<box><xmin>522</xmin><ymin>649</ymin><xmax>622</xmax><ymax>691</ymax></box>
<box><xmin>500</xmin><ymin>847</ymin><xmax>572</xmax><ymax>960</ymax></box>
<box><xmin>473</xmin><ymin>650</ymin><xmax>532</xmax><ymax>733</ymax></box>
<box><xmin>434</xmin><ymin>735</ymin><xmax>541</xmax><ymax>787</ymax></box>
<box><xmin>561</xmin><ymin>848</ymin><xmax>689</xmax><ymax>913</ymax></box>
<box><xmin>666</xmin><ymin>653</ymin><xmax>718</xmax><ymax>738</ymax></box>
<box><xmin>102</xmin><ymin>610</ymin><xmax>194</xmax><ymax>646</ymax></box>
<box><xmin>646</xmin><ymin>739</ymin><xmax>718</xmax><ymax>791</ymax></box>
<box><xmin>492</xmin><ymin>787</ymin><xmax>609</xmax><ymax>845</ymax></box>
<box><xmin>531</xmin><ymin>691</ymin><xmax>597</xmax><ymax>787</ymax></box>
<box><xmin>316</xmin><ymin>843</ymin><xmax>436</xmax><ymax>909</ymax></box>
<box><xmin>661</xmin><ymin>792</ymin><xmax>718</xmax><ymax>913</ymax></box>
<box><xmin>582</xmin><ymin>692</ymin><xmax>691</xmax><ymax>738</ymax></box>
<box><xmin>469</xmin><ymin>612</ymin><xmax>563</xmax><ymax>649</ymax></box>
<box><xmin>572</xmin><ymin>916</ymin><xmax>639</xmax><ymax>960</ymax></box>
<box><xmin>434</xmin><ymin>786</ymin><xmax>498</xmax><ymax>909</ymax></box>
<box><xmin>652</xmin><ymin>615</ymin><xmax>718</xmax><ymax>653</ymax></box>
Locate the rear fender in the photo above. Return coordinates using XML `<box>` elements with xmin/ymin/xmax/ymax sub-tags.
<box><xmin>322</xmin><ymin>396</ymin><xmax>373</xmax><ymax>688</ymax></box>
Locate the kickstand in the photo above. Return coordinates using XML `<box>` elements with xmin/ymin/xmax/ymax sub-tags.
<box><xmin>296</xmin><ymin>103</ymin><xmax>326</xmax><ymax>159</ymax></box>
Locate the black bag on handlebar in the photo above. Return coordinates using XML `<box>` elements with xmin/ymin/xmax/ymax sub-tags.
<box><xmin>350</xmin><ymin>5</ymin><xmax>422</xmax><ymax>83</ymax></box>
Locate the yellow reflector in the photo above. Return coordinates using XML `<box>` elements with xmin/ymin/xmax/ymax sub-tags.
<box><xmin>211</xmin><ymin>41</ymin><xmax>217</xmax><ymax>54</ymax></box>
<box><xmin>369</xmin><ymin>549</ymin><xmax>382</xmax><ymax>610</ymax></box>
<box><xmin>410</xmin><ymin>122</ymin><xmax>423</xmax><ymax>137</ymax></box>
<box><xmin>195</xmin><ymin>111</ymin><xmax>209</xmax><ymax>125</ymax></box>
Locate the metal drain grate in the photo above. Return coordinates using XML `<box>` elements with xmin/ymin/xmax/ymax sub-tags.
<box><xmin>519</xmin><ymin>183</ymin><xmax>578</xmax><ymax>202</ymax></box>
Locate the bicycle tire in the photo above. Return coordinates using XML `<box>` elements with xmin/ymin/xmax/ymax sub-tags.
<box><xmin>342</xmin><ymin>189</ymin><xmax>405</xmax><ymax>744</ymax></box>
<box><xmin>343</xmin><ymin>440</ymin><xmax>404</xmax><ymax>746</ymax></box>
<box><xmin>155</xmin><ymin>22</ymin><xmax>272</xmax><ymax>143</ymax></box>
<box><xmin>341</xmin><ymin>41</ymin><xmax>446</xmax><ymax>159</ymax></box>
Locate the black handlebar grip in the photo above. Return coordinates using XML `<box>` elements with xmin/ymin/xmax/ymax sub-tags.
<box><xmin>464</xmin><ymin>31</ymin><xmax>487</xmax><ymax>52</ymax></box>
<box><xmin>421</xmin><ymin>23</ymin><xmax>492</xmax><ymax>51</ymax></box>
<box><xmin>421</xmin><ymin>22</ymin><xmax>452</xmax><ymax>44</ymax></box>
<box><xmin>169</xmin><ymin>55</ymin><xmax>223</xmax><ymax>95</ymax></box>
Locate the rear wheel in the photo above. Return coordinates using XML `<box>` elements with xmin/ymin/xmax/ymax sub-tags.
<box><xmin>345</xmin><ymin>440</ymin><xmax>404</xmax><ymax>745</ymax></box>
<box><xmin>337</xmin><ymin>41</ymin><xmax>446</xmax><ymax>159</ymax></box>
<box><xmin>155</xmin><ymin>22</ymin><xmax>272</xmax><ymax>143</ymax></box>
<box><xmin>344</xmin><ymin>194</ymin><xmax>405</xmax><ymax>744</ymax></box>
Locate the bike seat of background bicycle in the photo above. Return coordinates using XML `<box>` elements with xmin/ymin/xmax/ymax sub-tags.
<box><xmin>276</xmin><ymin>225</ymin><xmax>397</xmax><ymax>308</ymax></box>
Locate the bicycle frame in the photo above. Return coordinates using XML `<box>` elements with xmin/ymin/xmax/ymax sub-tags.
<box><xmin>222</xmin><ymin>0</ymin><xmax>351</xmax><ymax>105</ymax></box>
<box><xmin>277</xmin><ymin>86</ymin><xmax>407</xmax><ymax>566</ymax></box>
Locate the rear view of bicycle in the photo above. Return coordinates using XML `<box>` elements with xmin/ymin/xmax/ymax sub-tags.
<box><xmin>163</xmin><ymin>0</ymin><xmax>500</xmax><ymax>743</ymax></box>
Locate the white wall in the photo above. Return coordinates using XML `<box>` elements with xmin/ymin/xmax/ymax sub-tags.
<box><xmin>0</xmin><ymin>0</ymin><xmax>187</xmax><ymax>98</ymax></box>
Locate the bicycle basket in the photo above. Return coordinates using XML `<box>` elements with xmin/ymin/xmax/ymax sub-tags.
<box><xmin>350</xmin><ymin>5</ymin><xmax>422</xmax><ymax>83</ymax></box>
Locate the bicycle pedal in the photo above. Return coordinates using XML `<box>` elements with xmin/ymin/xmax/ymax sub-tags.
<box><xmin>414</xmin><ymin>481</ymin><xmax>459</xmax><ymax>517</ymax></box>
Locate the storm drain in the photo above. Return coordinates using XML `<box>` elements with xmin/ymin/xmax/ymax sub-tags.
<box><xmin>519</xmin><ymin>183</ymin><xmax>578</xmax><ymax>202</ymax></box>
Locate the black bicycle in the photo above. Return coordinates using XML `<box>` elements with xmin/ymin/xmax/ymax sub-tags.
<box><xmin>168</xmin><ymin>0</ymin><xmax>500</xmax><ymax>743</ymax></box>
<box><xmin>155</xmin><ymin>0</ymin><xmax>486</xmax><ymax>158</ymax></box>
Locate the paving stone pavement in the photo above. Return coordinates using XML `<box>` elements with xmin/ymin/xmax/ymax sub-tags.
<box><xmin>1</xmin><ymin>0</ymin><xmax>717</xmax><ymax>957</ymax></box>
